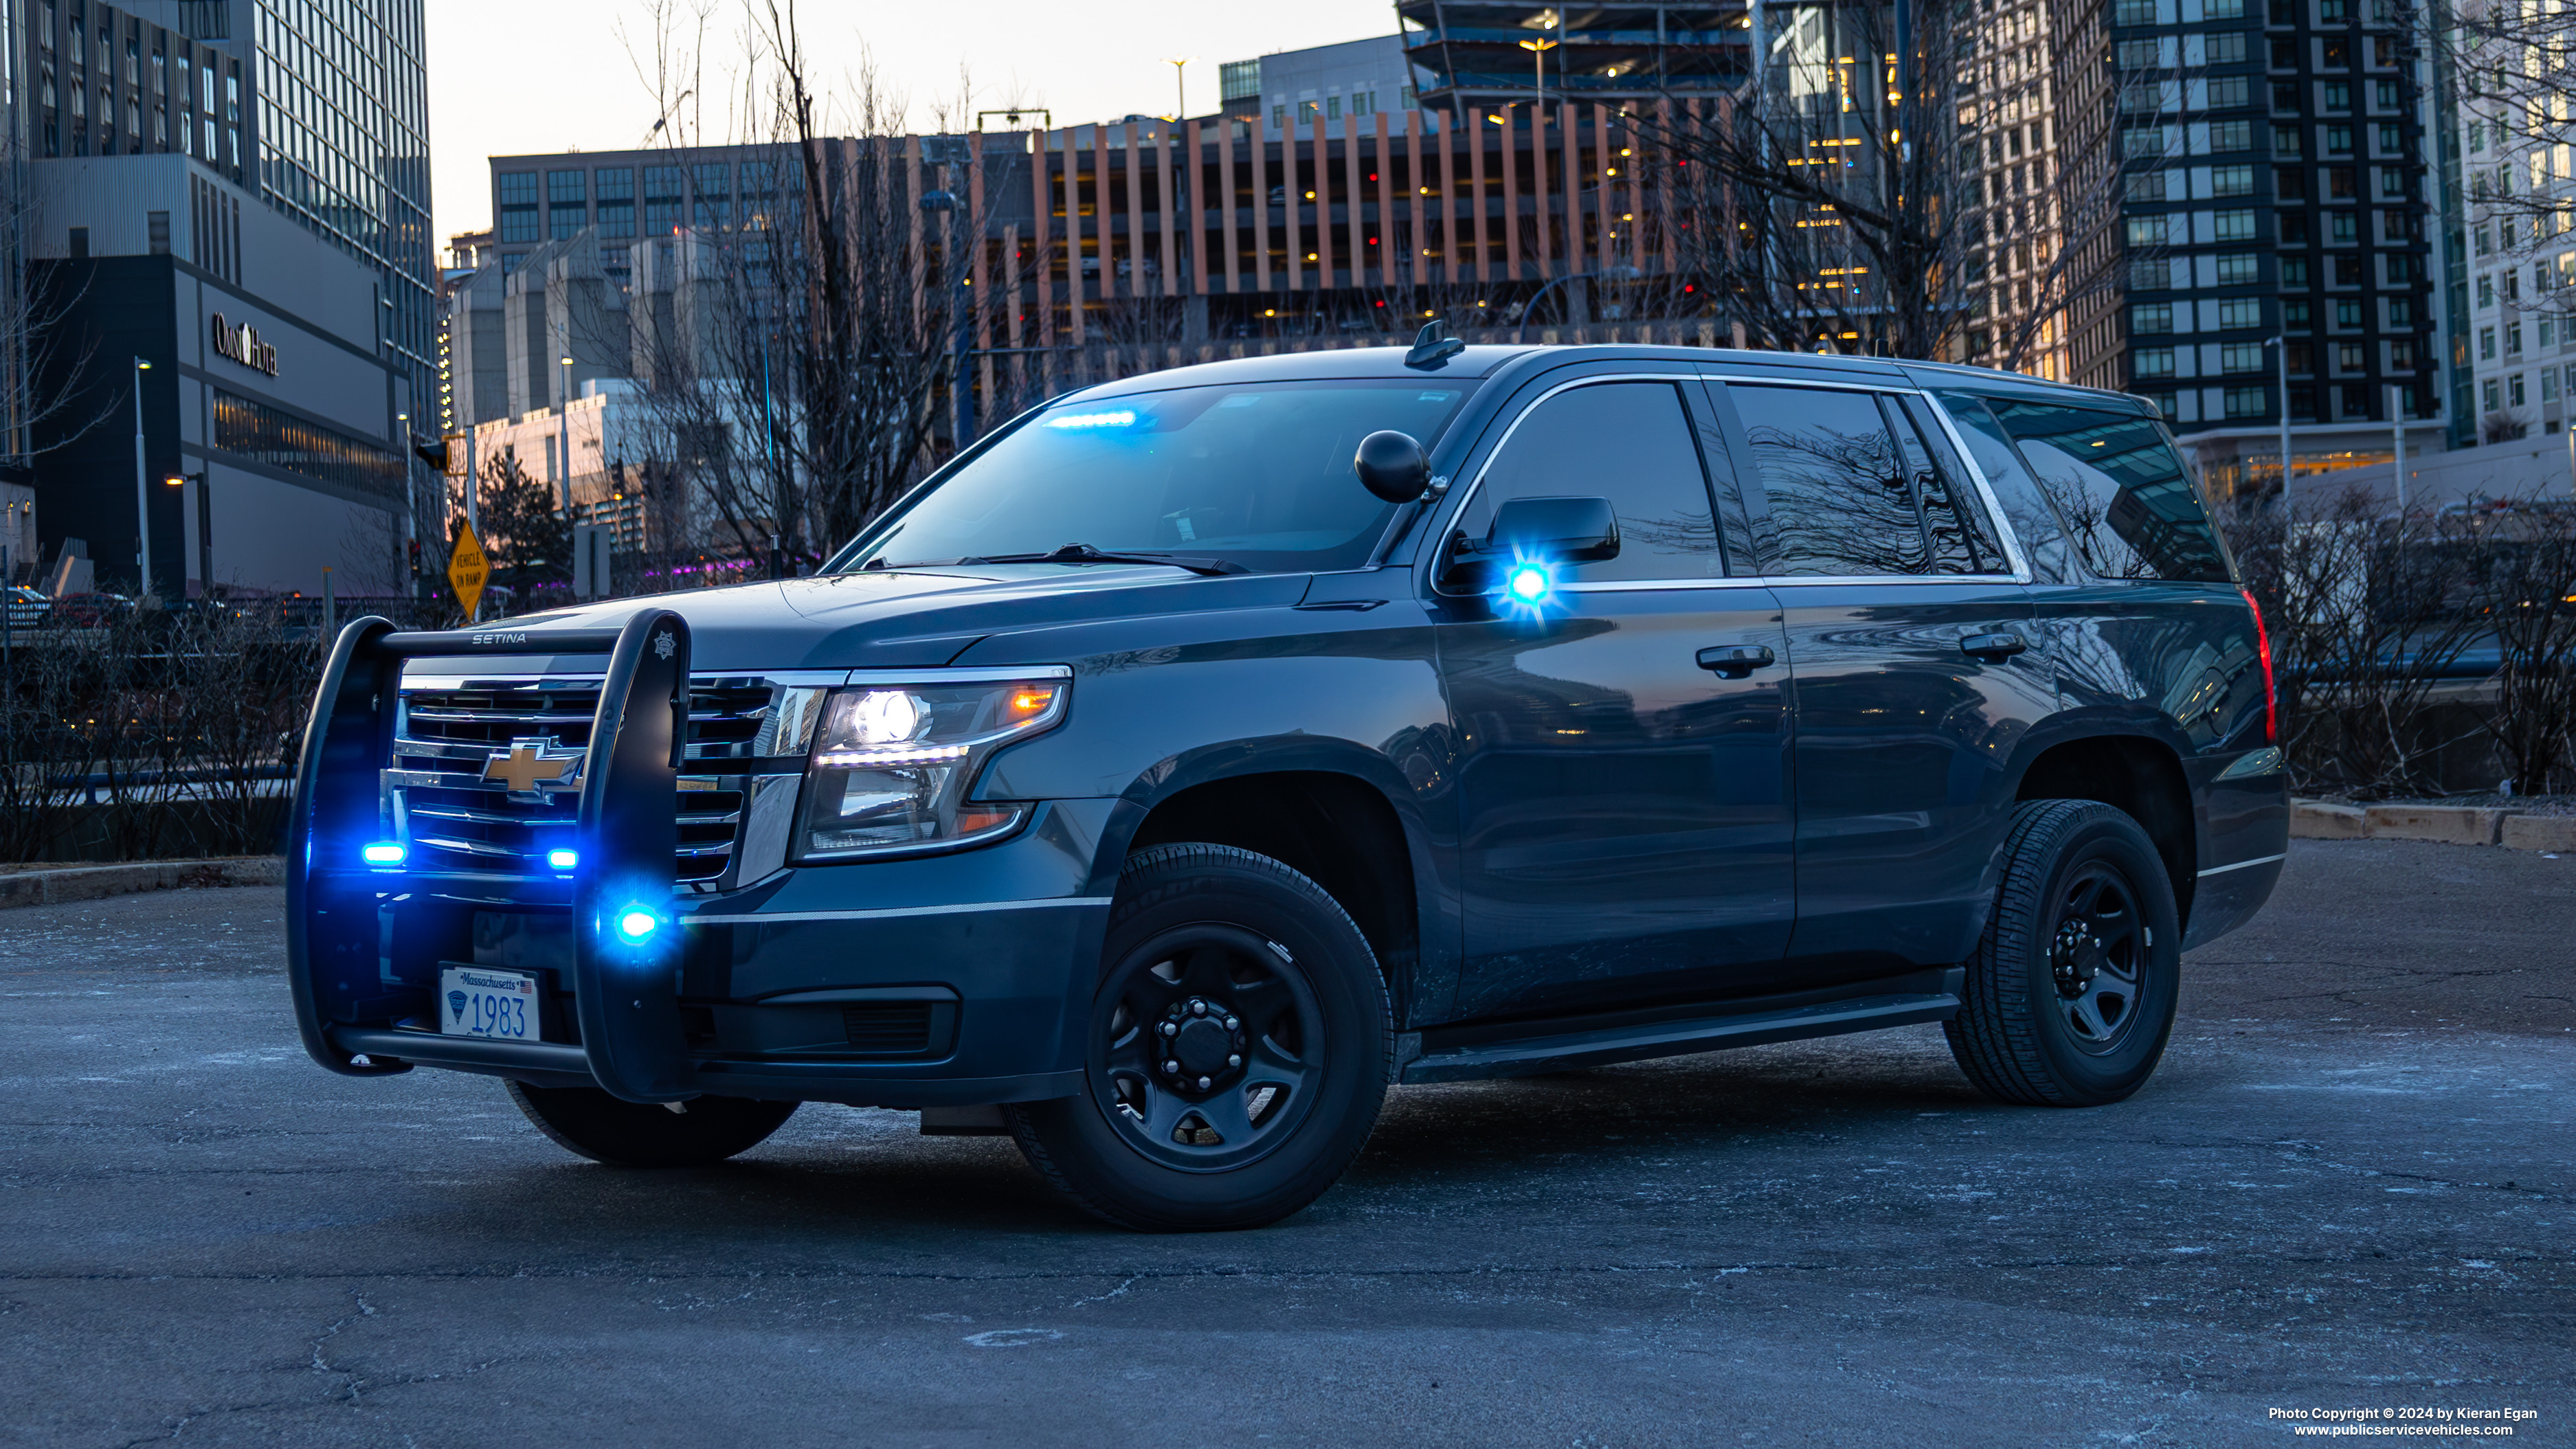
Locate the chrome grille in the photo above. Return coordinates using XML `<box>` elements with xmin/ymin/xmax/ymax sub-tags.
<box><xmin>390</xmin><ymin>679</ymin><xmax>774</xmax><ymax>883</ymax></box>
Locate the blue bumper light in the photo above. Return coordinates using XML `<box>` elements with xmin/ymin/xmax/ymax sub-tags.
<box><xmin>361</xmin><ymin>841</ymin><xmax>406</xmax><ymax>866</ymax></box>
<box><xmin>546</xmin><ymin>848</ymin><xmax>579</xmax><ymax>872</ymax></box>
<box><xmin>614</xmin><ymin>907</ymin><xmax>661</xmax><ymax>944</ymax></box>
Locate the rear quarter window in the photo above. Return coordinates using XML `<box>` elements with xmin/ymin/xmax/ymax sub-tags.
<box><xmin>1978</xmin><ymin>398</ymin><xmax>2234</xmax><ymax>584</ymax></box>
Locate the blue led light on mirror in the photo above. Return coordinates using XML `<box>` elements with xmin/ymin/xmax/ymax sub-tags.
<box><xmin>1505</xmin><ymin>562</ymin><xmax>1553</xmax><ymax>604</ymax></box>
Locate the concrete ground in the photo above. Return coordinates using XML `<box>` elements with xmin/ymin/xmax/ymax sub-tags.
<box><xmin>1</xmin><ymin>839</ymin><xmax>2568</xmax><ymax>1448</ymax></box>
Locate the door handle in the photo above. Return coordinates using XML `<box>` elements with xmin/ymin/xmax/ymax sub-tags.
<box><xmin>1696</xmin><ymin>644</ymin><xmax>1776</xmax><ymax>678</ymax></box>
<box><xmin>1960</xmin><ymin>631</ymin><xmax>2028</xmax><ymax>661</ymax></box>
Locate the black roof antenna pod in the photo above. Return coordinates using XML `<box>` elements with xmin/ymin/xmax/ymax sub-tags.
<box><xmin>1404</xmin><ymin>319</ymin><xmax>1467</xmax><ymax>370</ymax></box>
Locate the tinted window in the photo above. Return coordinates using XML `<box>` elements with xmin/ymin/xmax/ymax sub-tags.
<box><xmin>1457</xmin><ymin>381</ymin><xmax>1723</xmax><ymax>583</ymax></box>
<box><xmin>1932</xmin><ymin>391</ymin><xmax>2080</xmax><ymax>581</ymax></box>
<box><xmin>1735</xmin><ymin>386</ymin><xmax>1912</xmax><ymax>576</ymax></box>
<box><xmin>1734</xmin><ymin>384</ymin><xmax>2010</xmax><ymax>577</ymax></box>
<box><xmin>1983</xmin><ymin>400</ymin><xmax>2232</xmax><ymax>582</ymax></box>
<box><xmin>848</xmin><ymin>382</ymin><xmax>1467</xmax><ymax>576</ymax></box>
<box><xmin>1894</xmin><ymin>396</ymin><xmax>2011</xmax><ymax>574</ymax></box>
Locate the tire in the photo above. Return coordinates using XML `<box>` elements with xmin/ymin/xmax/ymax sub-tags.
<box><xmin>504</xmin><ymin>1081</ymin><xmax>798</xmax><ymax>1167</ymax></box>
<box><xmin>1944</xmin><ymin>798</ymin><xmax>2182</xmax><ymax>1108</ymax></box>
<box><xmin>1004</xmin><ymin>843</ymin><xmax>1393</xmax><ymax>1232</ymax></box>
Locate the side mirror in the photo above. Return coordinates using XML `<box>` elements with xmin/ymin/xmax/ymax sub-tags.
<box><xmin>1490</xmin><ymin>495</ymin><xmax>1620</xmax><ymax>563</ymax></box>
<box><xmin>1443</xmin><ymin>495</ymin><xmax>1620</xmax><ymax>589</ymax></box>
<box><xmin>1354</xmin><ymin>430</ymin><xmax>1431</xmax><ymax>503</ymax></box>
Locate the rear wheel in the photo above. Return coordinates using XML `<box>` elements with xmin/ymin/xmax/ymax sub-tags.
<box><xmin>1945</xmin><ymin>798</ymin><xmax>2182</xmax><ymax>1107</ymax></box>
<box><xmin>505</xmin><ymin>1081</ymin><xmax>798</xmax><ymax>1167</ymax></box>
<box><xmin>1005</xmin><ymin>844</ymin><xmax>1392</xmax><ymax>1232</ymax></box>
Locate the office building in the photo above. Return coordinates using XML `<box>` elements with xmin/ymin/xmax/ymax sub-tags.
<box><xmin>1217</xmin><ymin>36</ymin><xmax>1434</xmax><ymax>129</ymax></box>
<box><xmin>2454</xmin><ymin>47</ymin><xmax>2573</xmax><ymax>444</ymax></box>
<box><xmin>1958</xmin><ymin>0</ymin><xmax>2073</xmax><ymax>381</ymax></box>
<box><xmin>2057</xmin><ymin>0</ymin><xmax>2446</xmax><ymax>498</ymax></box>
<box><xmin>30</xmin><ymin>154</ymin><xmax>412</xmax><ymax>596</ymax></box>
<box><xmin>12</xmin><ymin>0</ymin><xmax>432</xmax><ymax>594</ymax></box>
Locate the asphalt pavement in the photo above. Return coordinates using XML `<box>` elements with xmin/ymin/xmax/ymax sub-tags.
<box><xmin>1</xmin><ymin>839</ymin><xmax>2569</xmax><ymax>1448</ymax></box>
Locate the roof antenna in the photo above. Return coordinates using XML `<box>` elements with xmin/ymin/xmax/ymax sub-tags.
<box><xmin>1404</xmin><ymin>318</ymin><xmax>1466</xmax><ymax>370</ymax></box>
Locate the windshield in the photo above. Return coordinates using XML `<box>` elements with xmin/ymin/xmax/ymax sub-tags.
<box><xmin>843</xmin><ymin>381</ymin><xmax>1470</xmax><ymax>575</ymax></box>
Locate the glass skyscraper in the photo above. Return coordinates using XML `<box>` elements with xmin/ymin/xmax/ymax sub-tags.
<box><xmin>242</xmin><ymin>0</ymin><xmax>434</xmax><ymax>422</ymax></box>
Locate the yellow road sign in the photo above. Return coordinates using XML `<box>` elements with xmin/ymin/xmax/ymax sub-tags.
<box><xmin>448</xmin><ymin>521</ymin><xmax>489</xmax><ymax>618</ymax></box>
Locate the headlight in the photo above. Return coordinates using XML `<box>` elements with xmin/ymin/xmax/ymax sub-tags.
<box><xmin>792</xmin><ymin>674</ymin><xmax>1067</xmax><ymax>862</ymax></box>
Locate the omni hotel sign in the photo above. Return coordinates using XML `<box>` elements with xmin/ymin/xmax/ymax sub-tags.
<box><xmin>210</xmin><ymin>313</ymin><xmax>278</xmax><ymax>377</ymax></box>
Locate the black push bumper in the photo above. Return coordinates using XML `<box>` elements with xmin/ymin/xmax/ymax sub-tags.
<box><xmin>286</xmin><ymin>613</ymin><xmax>1104</xmax><ymax>1108</ymax></box>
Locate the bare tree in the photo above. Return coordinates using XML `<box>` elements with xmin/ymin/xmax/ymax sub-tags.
<box><xmin>2465</xmin><ymin>502</ymin><xmax>2576</xmax><ymax>794</ymax></box>
<box><xmin>617</xmin><ymin>2</ymin><xmax>1011</xmax><ymax>574</ymax></box>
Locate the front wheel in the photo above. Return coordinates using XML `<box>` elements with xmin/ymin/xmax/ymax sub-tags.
<box><xmin>1945</xmin><ymin>798</ymin><xmax>2182</xmax><ymax>1107</ymax></box>
<box><xmin>1005</xmin><ymin>844</ymin><xmax>1393</xmax><ymax>1232</ymax></box>
<box><xmin>505</xmin><ymin>1081</ymin><xmax>798</xmax><ymax>1167</ymax></box>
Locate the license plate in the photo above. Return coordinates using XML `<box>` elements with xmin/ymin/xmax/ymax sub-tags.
<box><xmin>440</xmin><ymin>965</ymin><xmax>539</xmax><ymax>1040</ymax></box>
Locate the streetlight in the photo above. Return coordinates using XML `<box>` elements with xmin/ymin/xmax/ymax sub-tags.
<box><xmin>164</xmin><ymin>471</ymin><xmax>208</xmax><ymax>599</ymax></box>
<box><xmin>1519</xmin><ymin>36</ymin><xmax>1559</xmax><ymax>116</ymax></box>
<box><xmin>557</xmin><ymin>357</ymin><xmax>575</xmax><ymax>511</ymax></box>
<box><xmin>2265</xmin><ymin>335</ymin><xmax>2293</xmax><ymax>519</ymax></box>
<box><xmin>919</xmin><ymin>181</ymin><xmax>974</xmax><ymax>452</ymax></box>
<box><xmin>131</xmin><ymin>357</ymin><xmax>153</xmax><ymax>601</ymax></box>
<box><xmin>1161</xmin><ymin>57</ymin><xmax>1196</xmax><ymax>120</ymax></box>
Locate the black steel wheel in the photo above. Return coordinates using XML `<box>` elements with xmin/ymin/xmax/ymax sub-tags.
<box><xmin>1093</xmin><ymin>923</ymin><xmax>1328</xmax><ymax>1172</ymax></box>
<box><xmin>2048</xmin><ymin>864</ymin><xmax>2148</xmax><ymax>1055</ymax></box>
<box><xmin>1006</xmin><ymin>843</ymin><xmax>1392</xmax><ymax>1231</ymax></box>
<box><xmin>504</xmin><ymin>1081</ymin><xmax>798</xmax><ymax>1167</ymax></box>
<box><xmin>1945</xmin><ymin>798</ymin><xmax>2181</xmax><ymax>1107</ymax></box>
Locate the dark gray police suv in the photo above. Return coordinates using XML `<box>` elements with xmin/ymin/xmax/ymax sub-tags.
<box><xmin>287</xmin><ymin>339</ymin><xmax>2287</xmax><ymax>1231</ymax></box>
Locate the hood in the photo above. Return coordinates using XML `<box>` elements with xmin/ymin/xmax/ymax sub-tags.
<box><xmin>425</xmin><ymin>565</ymin><xmax>1309</xmax><ymax>675</ymax></box>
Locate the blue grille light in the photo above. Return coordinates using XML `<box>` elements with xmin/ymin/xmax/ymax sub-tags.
<box><xmin>361</xmin><ymin>841</ymin><xmax>406</xmax><ymax>866</ymax></box>
<box><xmin>614</xmin><ymin>906</ymin><xmax>661</xmax><ymax>944</ymax></box>
<box><xmin>546</xmin><ymin>848</ymin><xmax>579</xmax><ymax>872</ymax></box>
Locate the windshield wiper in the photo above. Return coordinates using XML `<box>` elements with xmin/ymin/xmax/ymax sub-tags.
<box><xmin>955</xmin><ymin>543</ymin><xmax>1248</xmax><ymax>577</ymax></box>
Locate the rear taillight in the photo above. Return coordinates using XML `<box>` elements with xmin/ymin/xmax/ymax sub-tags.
<box><xmin>2241</xmin><ymin>586</ymin><xmax>2277</xmax><ymax>745</ymax></box>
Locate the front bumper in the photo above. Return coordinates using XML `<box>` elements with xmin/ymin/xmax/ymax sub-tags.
<box><xmin>309</xmin><ymin>799</ymin><xmax>1117</xmax><ymax>1108</ymax></box>
<box><xmin>287</xmin><ymin>616</ymin><xmax>1113</xmax><ymax>1108</ymax></box>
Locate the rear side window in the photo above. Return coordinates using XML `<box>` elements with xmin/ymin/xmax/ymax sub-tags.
<box><xmin>1980</xmin><ymin>399</ymin><xmax>2232</xmax><ymax>583</ymax></box>
<box><xmin>1729</xmin><ymin>383</ymin><xmax>2007</xmax><ymax>578</ymax></box>
<box><xmin>1458</xmin><ymin>381</ymin><xmax>1724</xmax><ymax>582</ymax></box>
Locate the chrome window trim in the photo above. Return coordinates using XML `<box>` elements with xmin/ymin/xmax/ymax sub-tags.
<box><xmin>1557</xmin><ymin>573</ymin><xmax>2034</xmax><ymax>592</ymax></box>
<box><xmin>397</xmin><ymin>665</ymin><xmax>1072</xmax><ymax>690</ymax></box>
<box><xmin>1754</xmin><ymin>572</ymin><xmax>2026</xmax><ymax>589</ymax></box>
<box><xmin>1431</xmin><ymin>371</ymin><xmax>2038</xmax><ymax>596</ymax></box>
<box><xmin>1556</xmin><ymin>577</ymin><xmax>1771</xmax><ymax>594</ymax></box>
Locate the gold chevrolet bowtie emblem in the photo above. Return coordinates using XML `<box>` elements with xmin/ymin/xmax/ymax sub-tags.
<box><xmin>482</xmin><ymin>739</ymin><xmax>581</xmax><ymax>796</ymax></box>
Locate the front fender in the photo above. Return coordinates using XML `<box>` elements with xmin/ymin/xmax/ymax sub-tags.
<box><xmin>961</xmin><ymin>599</ymin><xmax>1463</xmax><ymax>1018</ymax></box>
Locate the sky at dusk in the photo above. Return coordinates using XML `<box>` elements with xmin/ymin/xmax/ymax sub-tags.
<box><xmin>424</xmin><ymin>0</ymin><xmax>1400</xmax><ymax>255</ymax></box>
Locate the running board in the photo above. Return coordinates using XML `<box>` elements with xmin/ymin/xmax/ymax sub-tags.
<box><xmin>1399</xmin><ymin>981</ymin><xmax>1962</xmax><ymax>1085</ymax></box>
